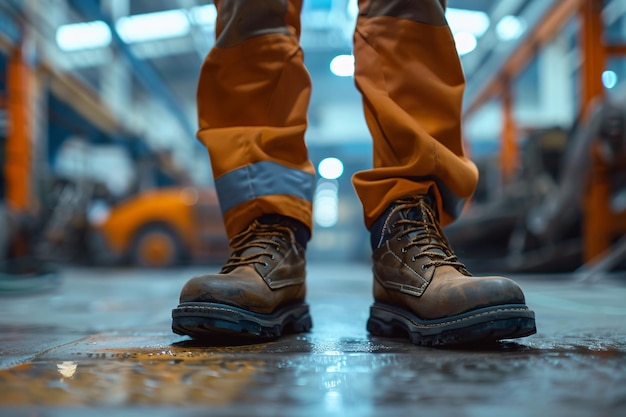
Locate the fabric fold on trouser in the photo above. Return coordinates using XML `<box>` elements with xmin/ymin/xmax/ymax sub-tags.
<box><xmin>352</xmin><ymin>0</ymin><xmax>479</xmax><ymax>229</ymax></box>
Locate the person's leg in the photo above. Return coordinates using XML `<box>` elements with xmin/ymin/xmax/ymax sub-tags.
<box><xmin>172</xmin><ymin>0</ymin><xmax>314</xmax><ymax>339</ymax></box>
<box><xmin>354</xmin><ymin>0</ymin><xmax>536</xmax><ymax>345</ymax></box>
<box><xmin>353</xmin><ymin>0</ymin><xmax>475</xmax><ymax>226</ymax></box>
<box><xmin>196</xmin><ymin>0</ymin><xmax>315</xmax><ymax>238</ymax></box>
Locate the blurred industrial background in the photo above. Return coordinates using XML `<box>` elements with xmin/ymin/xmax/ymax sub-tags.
<box><xmin>0</xmin><ymin>0</ymin><xmax>625</xmax><ymax>275</ymax></box>
<box><xmin>1</xmin><ymin>1</ymin><xmax>626</xmax><ymax>416</ymax></box>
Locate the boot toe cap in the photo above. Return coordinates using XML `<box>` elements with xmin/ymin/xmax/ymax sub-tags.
<box><xmin>179</xmin><ymin>274</ymin><xmax>247</xmax><ymax>305</ymax></box>
<box><xmin>417</xmin><ymin>269</ymin><xmax>527</xmax><ymax>319</ymax></box>
<box><xmin>442</xmin><ymin>275</ymin><xmax>527</xmax><ymax>315</ymax></box>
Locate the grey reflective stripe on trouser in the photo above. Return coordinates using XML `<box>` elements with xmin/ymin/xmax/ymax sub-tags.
<box><xmin>215</xmin><ymin>161</ymin><xmax>316</xmax><ymax>213</ymax></box>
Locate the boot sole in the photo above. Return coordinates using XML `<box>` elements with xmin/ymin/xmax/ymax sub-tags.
<box><xmin>172</xmin><ymin>302</ymin><xmax>312</xmax><ymax>339</ymax></box>
<box><xmin>367</xmin><ymin>303</ymin><xmax>537</xmax><ymax>346</ymax></box>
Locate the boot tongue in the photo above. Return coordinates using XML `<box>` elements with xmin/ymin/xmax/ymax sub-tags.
<box><xmin>370</xmin><ymin>194</ymin><xmax>446</xmax><ymax>256</ymax></box>
<box><xmin>234</xmin><ymin>215</ymin><xmax>306</xmax><ymax>259</ymax></box>
<box><xmin>222</xmin><ymin>222</ymin><xmax>278</xmax><ymax>273</ymax></box>
<box><xmin>258</xmin><ymin>214</ymin><xmax>309</xmax><ymax>249</ymax></box>
<box><xmin>398</xmin><ymin>198</ymin><xmax>448</xmax><ymax>258</ymax></box>
<box><xmin>393</xmin><ymin>194</ymin><xmax>433</xmax><ymax>224</ymax></box>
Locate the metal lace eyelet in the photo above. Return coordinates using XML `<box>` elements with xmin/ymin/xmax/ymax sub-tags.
<box><xmin>270</xmin><ymin>255</ymin><xmax>276</xmax><ymax>260</ymax></box>
<box><xmin>401</xmin><ymin>247</ymin><xmax>407</xmax><ymax>253</ymax></box>
<box><xmin>421</xmin><ymin>264</ymin><xmax>428</xmax><ymax>271</ymax></box>
<box><xmin>263</xmin><ymin>262</ymin><xmax>269</xmax><ymax>269</ymax></box>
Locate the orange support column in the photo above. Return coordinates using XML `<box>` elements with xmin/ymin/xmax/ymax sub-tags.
<box><xmin>579</xmin><ymin>0</ymin><xmax>605</xmax><ymax>118</ymax></box>
<box><xmin>580</xmin><ymin>0</ymin><xmax>609</xmax><ymax>262</ymax></box>
<box><xmin>5</xmin><ymin>44</ymin><xmax>33</xmax><ymax>212</ymax></box>
<box><xmin>585</xmin><ymin>145</ymin><xmax>613</xmax><ymax>261</ymax></box>
<box><xmin>500</xmin><ymin>79</ymin><xmax>518</xmax><ymax>182</ymax></box>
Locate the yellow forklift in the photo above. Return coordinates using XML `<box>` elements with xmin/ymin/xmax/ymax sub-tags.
<box><xmin>1</xmin><ymin>42</ymin><xmax>227</xmax><ymax>270</ymax></box>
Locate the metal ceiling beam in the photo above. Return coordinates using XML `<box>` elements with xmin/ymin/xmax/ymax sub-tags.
<box><xmin>0</xmin><ymin>2</ymin><xmax>20</xmax><ymax>45</ymax></box>
<box><xmin>460</xmin><ymin>0</ymin><xmax>527</xmax><ymax>77</ymax></box>
<box><xmin>53</xmin><ymin>37</ymin><xmax>202</xmax><ymax>70</ymax></box>
<box><xmin>463</xmin><ymin>0</ymin><xmax>584</xmax><ymax>116</ymax></box>
<box><xmin>68</xmin><ymin>0</ymin><xmax>196</xmax><ymax>139</ymax></box>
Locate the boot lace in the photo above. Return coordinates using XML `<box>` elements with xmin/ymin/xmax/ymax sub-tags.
<box><xmin>221</xmin><ymin>220</ymin><xmax>297</xmax><ymax>273</ymax></box>
<box><xmin>392</xmin><ymin>199</ymin><xmax>468</xmax><ymax>271</ymax></box>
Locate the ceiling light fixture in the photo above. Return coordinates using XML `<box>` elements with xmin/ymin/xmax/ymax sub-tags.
<box><xmin>453</xmin><ymin>32</ymin><xmax>478</xmax><ymax>55</ymax></box>
<box><xmin>56</xmin><ymin>20</ymin><xmax>112</xmax><ymax>51</ymax></box>
<box><xmin>602</xmin><ymin>70</ymin><xmax>618</xmax><ymax>89</ymax></box>
<box><xmin>445</xmin><ymin>8</ymin><xmax>490</xmax><ymax>38</ymax></box>
<box><xmin>318</xmin><ymin>157</ymin><xmax>344</xmax><ymax>180</ymax></box>
<box><xmin>191</xmin><ymin>4</ymin><xmax>218</xmax><ymax>26</ymax></box>
<box><xmin>496</xmin><ymin>15</ymin><xmax>527</xmax><ymax>41</ymax></box>
<box><xmin>116</xmin><ymin>9</ymin><xmax>190</xmax><ymax>43</ymax></box>
<box><xmin>330</xmin><ymin>54</ymin><xmax>354</xmax><ymax>77</ymax></box>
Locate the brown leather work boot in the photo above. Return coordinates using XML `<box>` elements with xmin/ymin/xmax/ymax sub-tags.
<box><xmin>367</xmin><ymin>195</ymin><xmax>537</xmax><ymax>346</ymax></box>
<box><xmin>172</xmin><ymin>216</ymin><xmax>312</xmax><ymax>339</ymax></box>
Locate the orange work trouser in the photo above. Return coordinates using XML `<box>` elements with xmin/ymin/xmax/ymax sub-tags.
<box><xmin>197</xmin><ymin>0</ymin><xmax>478</xmax><ymax>239</ymax></box>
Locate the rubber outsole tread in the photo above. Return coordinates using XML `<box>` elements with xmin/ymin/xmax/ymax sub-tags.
<box><xmin>367</xmin><ymin>303</ymin><xmax>537</xmax><ymax>346</ymax></box>
<box><xmin>172</xmin><ymin>302</ymin><xmax>312</xmax><ymax>340</ymax></box>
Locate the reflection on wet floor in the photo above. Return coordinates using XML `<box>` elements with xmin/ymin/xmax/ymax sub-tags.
<box><xmin>2</xmin><ymin>336</ymin><xmax>626</xmax><ymax>411</ymax></box>
<box><xmin>1</xmin><ymin>263</ymin><xmax>625</xmax><ymax>416</ymax></box>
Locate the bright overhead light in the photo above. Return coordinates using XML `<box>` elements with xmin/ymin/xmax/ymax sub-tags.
<box><xmin>318</xmin><ymin>157</ymin><xmax>344</xmax><ymax>180</ymax></box>
<box><xmin>191</xmin><ymin>4</ymin><xmax>217</xmax><ymax>26</ymax></box>
<box><xmin>453</xmin><ymin>32</ymin><xmax>478</xmax><ymax>56</ymax></box>
<box><xmin>445</xmin><ymin>8</ymin><xmax>490</xmax><ymax>38</ymax></box>
<box><xmin>314</xmin><ymin>181</ymin><xmax>340</xmax><ymax>228</ymax></box>
<box><xmin>496</xmin><ymin>15</ymin><xmax>527</xmax><ymax>41</ymax></box>
<box><xmin>346</xmin><ymin>0</ymin><xmax>359</xmax><ymax>20</ymax></box>
<box><xmin>56</xmin><ymin>20</ymin><xmax>112</xmax><ymax>51</ymax></box>
<box><xmin>314</xmin><ymin>195</ymin><xmax>339</xmax><ymax>227</ymax></box>
<box><xmin>330</xmin><ymin>54</ymin><xmax>354</xmax><ymax>77</ymax></box>
<box><xmin>116</xmin><ymin>9</ymin><xmax>190</xmax><ymax>43</ymax></box>
<box><xmin>603</xmin><ymin>70</ymin><xmax>618</xmax><ymax>89</ymax></box>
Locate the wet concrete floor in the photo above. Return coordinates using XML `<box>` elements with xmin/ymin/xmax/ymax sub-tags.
<box><xmin>0</xmin><ymin>262</ymin><xmax>625</xmax><ymax>416</ymax></box>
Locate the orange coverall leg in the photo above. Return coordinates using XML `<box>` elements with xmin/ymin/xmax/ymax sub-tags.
<box><xmin>196</xmin><ymin>0</ymin><xmax>478</xmax><ymax>239</ymax></box>
<box><xmin>197</xmin><ymin>0</ymin><xmax>315</xmax><ymax>238</ymax></box>
<box><xmin>352</xmin><ymin>0</ymin><xmax>478</xmax><ymax>228</ymax></box>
